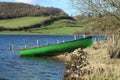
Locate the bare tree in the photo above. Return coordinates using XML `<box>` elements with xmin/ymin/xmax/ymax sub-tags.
<box><xmin>69</xmin><ymin>0</ymin><xmax>120</xmax><ymax>20</ymax></box>
<box><xmin>104</xmin><ymin>0</ymin><xmax>120</xmax><ymax>20</ymax></box>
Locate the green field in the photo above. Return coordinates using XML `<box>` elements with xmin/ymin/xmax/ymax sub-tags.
<box><xmin>0</xmin><ymin>16</ymin><xmax>91</xmax><ymax>34</ymax></box>
<box><xmin>27</xmin><ymin>19</ymin><xmax>90</xmax><ymax>35</ymax></box>
<box><xmin>30</xmin><ymin>27</ymin><xmax>81</xmax><ymax>35</ymax></box>
<box><xmin>0</xmin><ymin>16</ymin><xmax>50</xmax><ymax>28</ymax></box>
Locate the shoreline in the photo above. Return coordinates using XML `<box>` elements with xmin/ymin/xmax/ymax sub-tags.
<box><xmin>0</xmin><ymin>32</ymin><xmax>106</xmax><ymax>37</ymax></box>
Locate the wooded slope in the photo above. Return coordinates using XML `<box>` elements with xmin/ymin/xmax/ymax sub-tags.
<box><xmin>0</xmin><ymin>2</ymin><xmax>68</xmax><ymax>19</ymax></box>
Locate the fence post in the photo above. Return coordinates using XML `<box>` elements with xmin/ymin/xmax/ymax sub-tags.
<box><xmin>36</xmin><ymin>40</ymin><xmax>39</xmax><ymax>47</ymax></box>
<box><xmin>57</xmin><ymin>40</ymin><xmax>60</xmax><ymax>44</ymax></box>
<box><xmin>94</xmin><ymin>37</ymin><xmax>97</xmax><ymax>42</ymax></box>
<box><xmin>83</xmin><ymin>34</ymin><xmax>86</xmax><ymax>38</ymax></box>
<box><xmin>24</xmin><ymin>44</ymin><xmax>27</xmax><ymax>48</ymax></box>
<box><xmin>9</xmin><ymin>43</ymin><xmax>14</xmax><ymax>50</ymax></box>
<box><xmin>47</xmin><ymin>41</ymin><xmax>49</xmax><ymax>45</ymax></box>
<box><xmin>74</xmin><ymin>35</ymin><xmax>77</xmax><ymax>40</ymax></box>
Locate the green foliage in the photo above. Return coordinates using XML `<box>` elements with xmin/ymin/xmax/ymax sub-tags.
<box><xmin>75</xmin><ymin>14</ymin><xmax>120</xmax><ymax>34</ymax></box>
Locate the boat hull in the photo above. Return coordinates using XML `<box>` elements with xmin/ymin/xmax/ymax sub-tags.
<box><xmin>20</xmin><ymin>36</ymin><xmax>93</xmax><ymax>56</ymax></box>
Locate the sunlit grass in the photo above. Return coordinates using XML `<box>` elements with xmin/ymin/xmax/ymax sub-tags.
<box><xmin>0</xmin><ymin>17</ymin><xmax>91</xmax><ymax>35</ymax></box>
<box><xmin>30</xmin><ymin>27</ymin><xmax>82</xmax><ymax>35</ymax></box>
<box><xmin>0</xmin><ymin>16</ymin><xmax>50</xmax><ymax>28</ymax></box>
<box><xmin>28</xmin><ymin>19</ymin><xmax>89</xmax><ymax>35</ymax></box>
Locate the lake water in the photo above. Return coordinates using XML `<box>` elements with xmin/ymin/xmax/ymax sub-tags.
<box><xmin>0</xmin><ymin>34</ymin><xmax>105</xmax><ymax>80</ymax></box>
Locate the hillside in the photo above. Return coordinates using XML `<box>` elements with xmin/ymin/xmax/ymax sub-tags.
<box><xmin>0</xmin><ymin>2</ymin><xmax>76</xmax><ymax>34</ymax></box>
<box><xmin>0</xmin><ymin>2</ymin><xmax>119</xmax><ymax>35</ymax></box>
<box><xmin>0</xmin><ymin>2</ymin><xmax>68</xmax><ymax>19</ymax></box>
<box><xmin>0</xmin><ymin>17</ymin><xmax>83</xmax><ymax>34</ymax></box>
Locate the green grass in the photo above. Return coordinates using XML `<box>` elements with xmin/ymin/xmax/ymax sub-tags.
<box><xmin>27</xmin><ymin>19</ymin><xmax>89</xmax><ymax>35</ymax></box>
<box><xmin>0</xmin><ymin>15</ymin><xmax>119</xmax><ymax>35</ymax></box>
<box><xmin>0</xmin><ymin>16</ymin><xmax>50</xmax><ymax>28</ymax></box>
<box><xmin>31</xmin><ymin>27</ymin><xmax>82</xmax><ymax>35</ymax></box>
<box><xmin>0</xmin><ymin>17</ymin><xmax>91</xmax><ymax>35</ymax></box>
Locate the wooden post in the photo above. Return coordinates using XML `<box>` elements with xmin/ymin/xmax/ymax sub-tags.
<box><xmin>24</xmin><ymin>44</ymin><xmax>27</xmax><ymax>48</ymax></box>
<box><xmin>112</xmin><ymin>34</ymin><xmax>115</xmax><ymax>44</ymax></box>
<box><xmin>9</xmin><ymin>43</ymin><xmax>14</xmax><ymax>50</ymax></box>
<box><xmin>36</xmin><ymin>40</ymin><xmax>39</xmax><ymax>47</ymax></box>
<box><xmin>94</xmin><ymin>37</ymin><xmax>97</xmax><ymax>42</ymax></box>
<box><xmin>83</xmin><ymin>34</ymin><xmax>86</xmax><ymax>38</ymax></box>
<box><xmin>57</xmin><ymin>40</ymin><xmax>60</xmax><ymax>44</ymax></box>
<box><xmin>74</xmin><ymin>35</ymin><xmax>77</xmax><ymax>40</ymax></box>
<box><xmin>47</xmin><ymin>41</ymin><xmax>49</xmax><ymax>45</ymax></box>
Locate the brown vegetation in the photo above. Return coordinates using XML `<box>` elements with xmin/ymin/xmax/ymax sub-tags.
<box><xmin>106</xmin><ymin>32</ymin><xmax>120</xmax><ymax>58</ymax></box>
<box><xmin>63</xmin><ymin>37</ymin><xmax>120</xmax><ymax>80</ymax></box>
<box><xmin>64</xmin><ymin>48</ymin><xmax>89</xmax><ymax>80</ymax></box>
<box><xmin>84</xmin><ymin>40</ymin><xmax>120</xmax><ymax>80</ymax></box>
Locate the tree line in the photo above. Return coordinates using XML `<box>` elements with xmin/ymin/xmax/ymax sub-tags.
<box><xmin>0</xmin><ymin>2</ymin><xmax>69</xmax><ymax>19</ymax></box>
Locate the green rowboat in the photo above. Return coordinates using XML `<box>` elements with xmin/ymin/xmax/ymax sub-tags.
<box><xmin>19</xmin><ymin>36</ymin><xmax>93</xmax><ymax>57</ymax></box>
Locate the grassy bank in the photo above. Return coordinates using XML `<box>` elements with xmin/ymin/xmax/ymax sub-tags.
<box><xmin>84</xmin><ymin>41</ymin><xmax>120</xmax><ymax>80</ymax></box>
<box><xmin>61</xmin><ymin>39</ymin><xmax>120</xmax><ymax>80</ymax></box>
